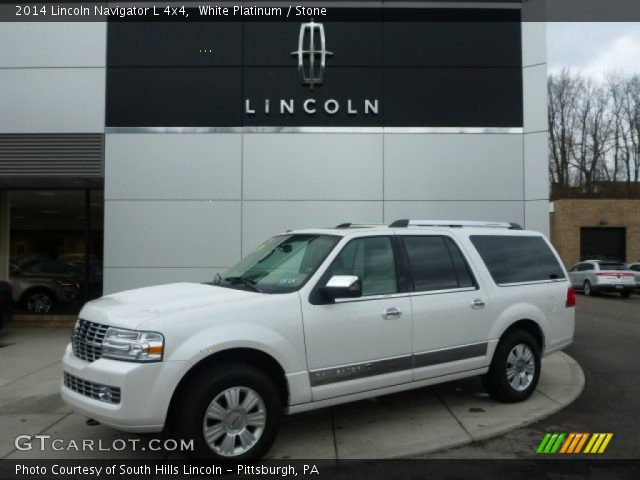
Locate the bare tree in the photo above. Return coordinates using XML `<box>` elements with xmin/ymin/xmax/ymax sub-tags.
<box><xmin>548</xmin><ymin>70</ymin><xmax>640</xmax><ymax>198</ymax></box>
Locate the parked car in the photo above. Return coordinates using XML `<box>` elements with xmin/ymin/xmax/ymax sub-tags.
<box><xmin>61</xmin><ymin>220</ymin><xmax>575</xmax><ymax>459</ymax></box>
<box><xmin>628</xmin><ymin>263</ymin><xmax>640</xmax><ymax>290</ymax></box>
<box><xmin>0</xmin><ymin>281</ymin><xmax>13</xmax><ymax>329</ymax></box>
<box><xmin>10</xmin><ymin>260</ymin><xmax>81</xmax><ymax>313</ymax></box>
<box><xmin>568</xmin><ymin>260</ymin><xmax>636</xmax><ymax>297</ymax></box>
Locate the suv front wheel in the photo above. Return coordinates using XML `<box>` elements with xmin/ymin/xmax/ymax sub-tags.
<box><xmin>173</xmin><ymin>362</ymin><xmax>282</xmax><ymax>460</ymax></box>
<box><xmin>482</xmin><ymin>330</ymin><xmax>541</xmax><ymax>403</ymax></box>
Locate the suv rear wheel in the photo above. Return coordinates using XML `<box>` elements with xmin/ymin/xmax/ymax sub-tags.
<box><xmin>583</xmin><ymin>280</ymin><xmax>593</xmax><ymax>296</ymax></box>
<box><xmin>482</xmin><ymin>329</ymin><xmax>541</xmax><ymax>403</ymax></box>
<box><xmin>173</xmin><ymin>362</ymin><xmax>282</xmax><ymax>460</ymax></box>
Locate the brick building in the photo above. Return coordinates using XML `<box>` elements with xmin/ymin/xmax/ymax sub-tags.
<box><xmin>551</xmin><ymin>199</ymin><xmax>640</xmax><ymax>267</ymax></box>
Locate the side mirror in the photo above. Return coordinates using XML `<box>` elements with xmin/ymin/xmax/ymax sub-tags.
<box><xmin>321</xmin><ymin>275</ymin><xmax>362</xmax><ymax>300</ymax></box>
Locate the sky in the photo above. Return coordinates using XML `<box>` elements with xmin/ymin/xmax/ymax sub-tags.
<box><xmin>547</xmin><ymin>23</ymin><xmax>640</xmax><ymax>78</ymax></box>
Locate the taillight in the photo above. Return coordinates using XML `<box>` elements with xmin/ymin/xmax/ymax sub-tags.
<box><xmin>596</xmin><ymin>272</ymin><xmax>634</xmax><ymax>277</ymax></box>
<box><xmin>566</xmin><ymin>286</ymin><xmax>576</xmax><ymax>308</ymax></box>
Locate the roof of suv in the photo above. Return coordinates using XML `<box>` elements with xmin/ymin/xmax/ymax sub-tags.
<box><xmin>282</xmin><ymin>220</ymin><xmax>541</xmax><ymax>237</ymax></box>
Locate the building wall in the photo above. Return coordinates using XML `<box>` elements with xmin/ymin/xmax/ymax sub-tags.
<box><xmin>0</xmin><ymin>6</ymin><xmax>551</xmax><ymax>295</ymax></box>
<box><xmin>551</xmin><ymin>199</ymin><xmax>640</xmax><ymax>267</ymax></box>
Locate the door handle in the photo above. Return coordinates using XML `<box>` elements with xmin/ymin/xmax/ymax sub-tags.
<box><xmin>471</xmin><ymin>298</ymin><xmax>486</xmax><ymax>309</ymax></box>
<box><xmin>382</xmin><ymin>307</ymin><xmax>402</xmax><ymax>320</ymax></box>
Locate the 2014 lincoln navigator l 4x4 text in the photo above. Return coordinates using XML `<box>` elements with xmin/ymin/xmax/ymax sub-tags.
<box><xmin>61</xmin><ymin>220</ymin><xmax>575</xmax><ymax>459</ymax></box>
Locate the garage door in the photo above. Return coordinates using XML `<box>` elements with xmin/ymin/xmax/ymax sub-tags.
<box><xmin>580</xmin><ymin>227</ymin><xmax>626</xmax><ymax>262</ymax></box>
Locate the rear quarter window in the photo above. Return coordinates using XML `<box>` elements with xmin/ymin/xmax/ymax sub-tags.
<box><xmin>470</xmin><ymin>235</ymin><xmax>565</xmax><ymax>285</ymax></box>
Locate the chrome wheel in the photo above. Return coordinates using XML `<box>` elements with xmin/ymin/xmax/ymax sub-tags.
<box><xmin>506</xmin><ymin>344</ymin><xmax>535</xmax><ymax>391</ymax></box>
<box><xmin>202</xmin><ymin>386</ymin><xmax>266</xmax><ymax>457</ymax></box>
<box><xmin>584</xmin><ymin>281</ymin><xmax>592</xmax><ymax>296</ymax></box>
<box><xmin>26</xmin><ymin>293</ymin><xmax>53</xmax><ymax>313</ymax></box>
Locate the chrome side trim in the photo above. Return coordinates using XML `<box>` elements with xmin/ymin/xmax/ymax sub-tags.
<box><xmin>309</xmin><ymin>355</ymin><xmax>413</xmax><ymax>387</ymax></box>
<box><xmin>413</xmin><ymin>341</ymin><xmax>488</xmax><ymax>368</ymax></box>
<box><xmin>309</xmin><ymin>342</ymin><xmax>489</xmax><ymax>386</ymax></box>
<box><xmin>105</xmin><ymin>127</ymin><xmax>523</xmax><ymax>135</ymax></box>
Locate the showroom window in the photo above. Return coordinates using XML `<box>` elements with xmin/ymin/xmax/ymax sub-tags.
<box><xmin>6</xmin><ymin>190</ymin><xmax>103</xmax><ymax>315</ymax></box>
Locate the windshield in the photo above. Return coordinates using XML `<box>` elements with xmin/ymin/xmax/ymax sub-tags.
<box><xmin>214</xmin><ymin>234</ymin><xmax>339</xmax><ymax>293</ymax></box>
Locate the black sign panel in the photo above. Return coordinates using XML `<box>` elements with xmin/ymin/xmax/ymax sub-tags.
<box><xmin>106</xmin><ymin>9</ymin><xmax>523</xmax><ymax>128</ymax></box>
<box><xmin>106</xmin><ymin>68</ymin><xmax>242</xmax><ymax>127</ymax></box>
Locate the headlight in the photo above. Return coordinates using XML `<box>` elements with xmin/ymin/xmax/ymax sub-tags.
<box><xmin>102</xmin><ymin>327</ymin><xmax>164</xmax><ymax>362</ymax></box>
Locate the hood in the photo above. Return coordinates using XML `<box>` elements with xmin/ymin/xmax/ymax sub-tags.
<box><xmin>79</xmin><ymin>282</ymin><xmax>259</xmax><ymax>329</ymax></box>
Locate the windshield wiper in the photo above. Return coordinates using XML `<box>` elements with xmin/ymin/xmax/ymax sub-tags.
<box><xmin>223</xmin><ymin>276</ymin><xmax>263</xmax><ymax>293</ymax></box>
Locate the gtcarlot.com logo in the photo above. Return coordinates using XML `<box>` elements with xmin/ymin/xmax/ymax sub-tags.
<box><xmin>536</xmin><ymin>432</ymin><xmax>613</xmax><ymax>454</ymax></box>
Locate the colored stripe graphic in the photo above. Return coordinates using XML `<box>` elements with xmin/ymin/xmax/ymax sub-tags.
<box><xmin>538</xmin><ymin>433</ymin><xmax>613</xmax><ymax>454</ymax></box>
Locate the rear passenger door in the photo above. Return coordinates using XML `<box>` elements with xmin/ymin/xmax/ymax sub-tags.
<box><xmin>400</xmin><ymin>234</ymin><xmax>492</xmax><ymax>381</ymax></box>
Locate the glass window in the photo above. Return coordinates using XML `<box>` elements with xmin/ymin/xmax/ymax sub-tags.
<box><xmin>470</xmin><ymin>235</ymin><xmax>566</xmax><ymax>285</ymax></box>
<box><xmin>216</xmin><ymin>234</ymin><xmax>339</xmax><ymax>294</ymax></box>
<box><xmin>577</xmin><ymin>263</ymin><xmax>594</xmax><ymax>272</ymax></box>
<box><xmin>8</xmin><ymin>190</ymin><xmax>104</xmax><ymax>315</ymax></box>
<box><xmin>328</xmin><ymin>236</ymin><xmax>398</xmax><ymax>296</ymax></box>
<box><xmin>630</xmin><ymin>265</ymin><xmax>640</xmax><ymax>272</ymax></box>
<box><xmin>402</xmin><ymin>236</ymin><xmax>474</xmax><ymax>292</ymax></box>
<box><xmin>599</xmin><ymin>262</ymin><xmax>627</xmax><ymax>271</ymax></box>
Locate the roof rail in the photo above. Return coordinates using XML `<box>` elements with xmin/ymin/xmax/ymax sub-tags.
<box><xmin>334</xmin><ymin>223</ymin><xmax>385</xmax><ymax>229</ymax></box>
<box><xmin>389</xmin><ymin>219</ymin><xmax>523</xmax><ymax>230</ymax></box>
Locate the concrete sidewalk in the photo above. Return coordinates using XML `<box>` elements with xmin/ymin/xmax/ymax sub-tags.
<box><xmin>0</xmin><ymin>327</ymin><xmax>584</xmax><ymax>459</ymax></box>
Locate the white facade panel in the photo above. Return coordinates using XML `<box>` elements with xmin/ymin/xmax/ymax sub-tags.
<box><xmin>103</xmin><ymin>267</ymin><xmax>226</xmax><ymax>295</ymax></box>
<box><xmin>242</xmin><ymin>201</ymin><xmax>383</xmax><ymax>254</ymax></box>
<box><xmin>523</xmin><ymin>64</ymin><xmax>548</xmax><ymax>134</ymax></box>
<box><xmin>384</xmin><ymin>134</ymin><xmax>524</xmax><ymax>201</ymax></box>
<box><xmin>521</xmin><ymin>22</ymin><xmax>547</xmax><ymax>68</ymax></box>
<box><xmin>104</xmin><ymin>200</ymin><xmax>241</xmax><ymax>268</ymax></box>
<box><xmin>0</xmin><ymin>68</ymin><xmax>105</xmax><ymax>133</ymax></box>
<box><xmin>243</xmin><ymin>134</ymin><xmax>383</xmax><ymax>200</ymax></box>
<box><xmin>524</xmin><ymin>200</ymin><xmax>551</xmax><ymax>237</ymax></box>
<box><xmin>383</xmin><ymin>201</ymin><xmax>525</xmax><ymax>226</ymax></box>
<box><xmin>105</xmin><ymin>134</ymin><xmax>242</xmax><ymax>200</ymax></box>
<box><xmin>0</xmin><ymin>22</ymin><xmax>106</xmax><ymax>68</ymax></box>
<box><xmin>524</xmin><ymin>131</ymin><xmax>549</xmax><ymax>200</ymax></box>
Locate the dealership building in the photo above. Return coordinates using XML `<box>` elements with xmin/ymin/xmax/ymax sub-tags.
<box><xmin>0</xmin><ymin>1</ymin><xmax>548</xmax><ymax>313</ymax></box>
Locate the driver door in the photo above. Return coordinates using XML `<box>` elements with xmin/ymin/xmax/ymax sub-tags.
<box><xmin>300</xmin><ymin>235</ymin><xmax>413</xmax><ymax>401</ymax></box>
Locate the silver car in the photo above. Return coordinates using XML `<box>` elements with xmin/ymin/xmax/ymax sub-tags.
<box><xmin>628</xmin><ymin>263</ymin><xmax>640</xmax><ymax>289</ymax></box>
<box><xmin>568</xmin><ymin>260</ymin><xmax>636</xmax><ymax>298</ymax></box>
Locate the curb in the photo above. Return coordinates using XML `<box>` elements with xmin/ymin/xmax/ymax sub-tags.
<box><xmin>267</xmin><ymin>352</ymin><xmax>585</xmax><ymax>459</ymax></box>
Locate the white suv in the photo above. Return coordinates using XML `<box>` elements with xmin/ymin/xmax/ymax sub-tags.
<box><xmin>61</xmin><ymin>220</ymin><xmax>575</xmax><ymax>459</ymax></box>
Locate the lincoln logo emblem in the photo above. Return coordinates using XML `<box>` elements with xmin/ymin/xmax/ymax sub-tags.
<box><xmin>291</xmin><ymin>20</ymin><xmax>332</xmax><ymax>90</ymax></box>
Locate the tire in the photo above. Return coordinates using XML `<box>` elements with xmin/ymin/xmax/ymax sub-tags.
<box><xmin>621</xmin><ymin>290</ymin><xmax>632</xmax><ymax>298</ymax></box>
<box><xmin>583</xmin><ymin>280</ymin><xmax>593</xmax><ymax>296</ymax></box>
<box><xmin>23</xmin><ymin>290</ymin><xmax>55</xmax><ymax>314</ymax></box>
<box><xmin>172</xmin><ymin>362</ymin><xmax>282</xmax><ymax>460</ymax></box>
<box><xmin>482</xmin><ymin>329</ymin><xmax>541</xmax><ymax>403</ymax></box>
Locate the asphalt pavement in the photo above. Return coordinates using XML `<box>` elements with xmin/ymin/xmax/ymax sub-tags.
<box><xmin>420</xmin><ymin>293</ymin><xmax>640</xmax><ymax>459</ymax></box>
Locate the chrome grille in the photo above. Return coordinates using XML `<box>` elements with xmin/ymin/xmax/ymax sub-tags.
<box><xmin>63</xmin><ymin>372</ymin><xmax>121</xmax><ymax>404</ymax></box>
<box><xmin>72</xmin><ymin>319</ymin><xmax>109</xmax><ymax>362</ymax></box>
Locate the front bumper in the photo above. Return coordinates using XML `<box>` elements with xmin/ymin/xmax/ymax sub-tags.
<box><xmin>60</xmin><ymin>343</ymin><xmax>188</xmax><ymax>433</ymax></box>
<box><xmin>592</xmin><ymin>283</ymin><xmax>634</xmax><ymax>293</ymax></box>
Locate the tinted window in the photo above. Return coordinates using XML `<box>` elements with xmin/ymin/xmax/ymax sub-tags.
<box><xmin>599</xmin><ymin>262</ymin><xmax>627</xmax><ymax>271</ymax></box>
<box><xmin>329</xmin><ymin>236</ymin><xmax>397</xmax><ymax>296</ymax></box>
<box><xmin>577</xmin><ymin>263</ymin><xmax>593</xmax><ymax>272</ymax></box>
<box><xmin>402</xmin><ymin>236</ymin><xmax>475</xmax><ymax>292</ymax></box>
<box><xmin>470</xmin><ymin>235</ymin><xmax>565</xmax><ymax>285</ymax></box>
<box><xmin>630</xmin><ymin>265</ymin><xmax>640</xmax><ymax>272</ymax></box>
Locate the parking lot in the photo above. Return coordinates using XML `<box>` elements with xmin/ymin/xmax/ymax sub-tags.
<box><xmin>0</xmin><ymin>292</ymin><xmax>637</xmax><ymax>459</ymax></box>
<box><xmin>421</xmin><ymin>292</ymin><xmax>640</xmax><ymax>459</ymax></box>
